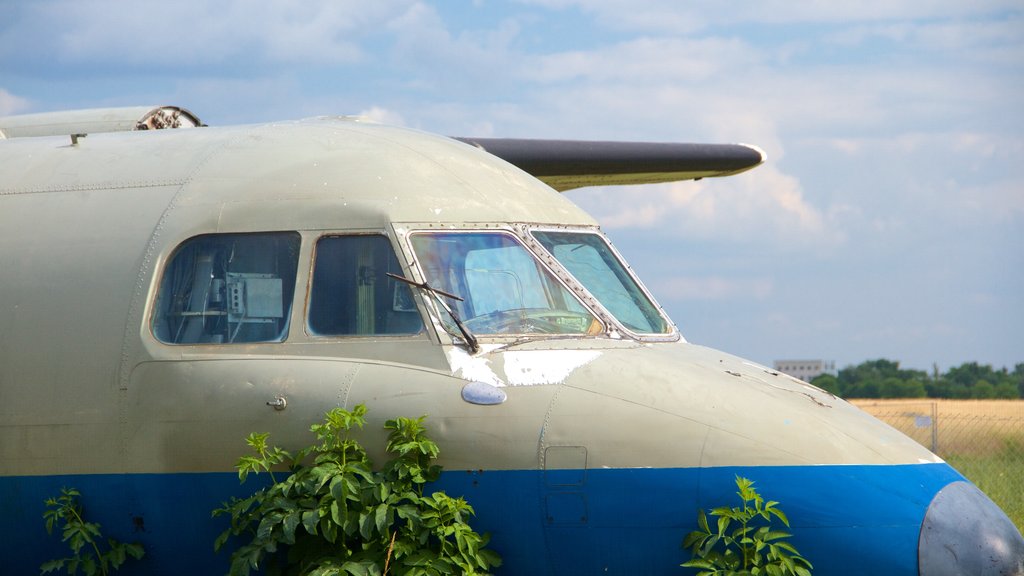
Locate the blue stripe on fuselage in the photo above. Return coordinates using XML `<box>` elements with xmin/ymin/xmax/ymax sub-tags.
<box><xmin>1</xmin><ymin>463</ymin><xmax>963</xmax><ymax>575</ymax></box>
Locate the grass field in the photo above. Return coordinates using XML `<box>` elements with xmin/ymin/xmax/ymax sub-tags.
<box><xmin>851</xmin><ymin>399</ymin><xmax>1024</xmax><ymax>531</ymax></box>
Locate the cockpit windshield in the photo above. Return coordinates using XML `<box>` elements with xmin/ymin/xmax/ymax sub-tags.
<box><xmin>531</xmin><ymin>230</ymin><xmax>671</xmax><ymax>334</ymax></box>
<box><xmin>409</xmin><ymin>231</ymin><xmax>602</xmax><ymax>336</ymax></box>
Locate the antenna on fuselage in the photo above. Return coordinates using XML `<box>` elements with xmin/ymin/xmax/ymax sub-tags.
<box><xmin>453</xmin><ymin>137</ymin><xmax>766</xmax><ymax>191</ymax></box>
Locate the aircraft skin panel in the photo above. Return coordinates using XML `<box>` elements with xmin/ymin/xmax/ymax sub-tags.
<box><xmin>0</xmin><ymin>184</ymin><xmax>181</xmax><ymax>477</ymax></box>
<box><xmin>539</xmin><ymin>342</ymin><xmax>940</xmax><ymax>467</ymax></box>
<box><xmin>0</xmin><ymin>119</ymin><xmax>597</xmax><ymax>226</ymax></box>
<box><xmin>1</xmin><ymin>462</ymin><xmax>962</xmax><ymax>575</ymax></box>
<box><xmin>4</xmin><ymin>338</ymin><xmax>936</xmax><ymax>477</ymax></box>
<box><xmin>0</xmin><ymin>129</ymin><xmax>200</xmax><ymax>192</ymax></box>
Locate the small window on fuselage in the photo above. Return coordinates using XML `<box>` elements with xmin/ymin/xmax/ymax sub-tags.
<box><xmin>308</xmin><ymin>235</ymin><xmax>424</xmax><ymax>336</ymax></box>
<box><xmin>152</xmin><ymin>232</ymin><xmax>301</xmax><ymax>344</ymax></box>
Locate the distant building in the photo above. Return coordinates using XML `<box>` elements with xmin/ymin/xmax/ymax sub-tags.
<box><xmin>773</xmin><ymin>359</ymin><xmax>836</xmax><ymax>382</ymax></box>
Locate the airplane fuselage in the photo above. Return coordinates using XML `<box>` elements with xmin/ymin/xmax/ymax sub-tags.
<box><xmin>1</xmin><ymin>115</ymin><xmax>1020</xmax><ymax>574</ymax></box>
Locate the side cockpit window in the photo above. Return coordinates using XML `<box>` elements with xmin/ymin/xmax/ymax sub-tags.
<box><xmin>308</xmin><ymin>235</ymin><xmax>423</xmax><ymax>336</ymax></box>
<box><xmin>153</xmin><ymin>232</ymin><xmax>300</xmax><ymax>344</ymax></box>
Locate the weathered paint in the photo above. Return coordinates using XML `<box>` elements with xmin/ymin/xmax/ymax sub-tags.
<box><xmin>446</xmin><ymin>345</ymin><xmax>504</xmax><ymax>386</ymax></box>
<box><xmin>502</xmin><ymin>349</ymin><xmax>603</xmax><ymax>386</ymax></box>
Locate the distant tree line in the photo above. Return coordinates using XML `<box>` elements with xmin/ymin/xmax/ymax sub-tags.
<box><xmin>810</xmin><ymin>359</ymin><xmax>1024</xmax><ymax>399</ymax></box>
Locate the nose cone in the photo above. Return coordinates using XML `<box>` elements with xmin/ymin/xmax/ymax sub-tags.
<box><xmin>919</xmin><ymin>481</ymin><xmax>1024</xmax><ymax>575</ymax></box>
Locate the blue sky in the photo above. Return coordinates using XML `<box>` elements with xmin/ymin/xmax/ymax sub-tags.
<box><xmin>2</xmin><ymin>0</ymin><xmax>1021</xmax><ymax>372</ymax></box>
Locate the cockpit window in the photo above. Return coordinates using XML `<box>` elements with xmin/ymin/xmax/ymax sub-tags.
<box><xmin>153</xmin><ymin>232</ymin><xmax>300</xmax><ymax>344</ymax></box>
<box><xmin>531</xmin><ymin>231</ymin><xmax>670</xmax><ymax>334</ymax></box>
<box><xmin>308</xmin><ymin>235</ymin><xmax>424</xmax><ymax>336</ymax></box>
<box><xmin>409</xmin><ymin>231</ymin><xmax>601</xmax><ymax>336</ymax></box>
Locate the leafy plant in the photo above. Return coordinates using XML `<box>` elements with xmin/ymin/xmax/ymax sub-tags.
<box><xmin>213</xmin><ymin>404</ymin><xmax>501</xmax><ymax>576</ymax></box>
<box><xmin>40</xmin><ymin>487</ymin><xmax>145</xmax><ymax>575</ymax></box>
<box><xmin>682</xmin><ymin>476</ymin><xmax>811</xmax><ymax>576</ymax></box>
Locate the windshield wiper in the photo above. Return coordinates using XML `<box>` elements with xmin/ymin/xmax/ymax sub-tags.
<box><xmin>387</xmin><ymin>273</ymin><xmax>479</xmax><ymax>353</ymax></box>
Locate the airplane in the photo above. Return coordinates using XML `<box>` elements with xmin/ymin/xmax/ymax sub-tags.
<box><xmin>1</xmin><ymin>105</ymin><xmax>1021</xmax><ymax>575</ymax></box>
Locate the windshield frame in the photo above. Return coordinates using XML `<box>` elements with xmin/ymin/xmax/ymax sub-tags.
<box><xmin>398</xmin><ymin>224</ymin><xmax>608</xmax><ymax>344</ymax></box>
<box><xmin>395</xmin><ymin>223</ymin><xmax>680</xmax><ymax>345</ymax></box>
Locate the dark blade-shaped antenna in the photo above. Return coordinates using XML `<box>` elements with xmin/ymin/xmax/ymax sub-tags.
<box><xmin>454</xmin><ymin>137</ymin><xmax>765</xmax><ymax>191</ymax></box>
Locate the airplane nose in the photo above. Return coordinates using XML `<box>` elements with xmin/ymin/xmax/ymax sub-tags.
<box><xmin>919</xmin><ymin>481</ymin><xmax>1024</xmax><ymax>575</ymax></box>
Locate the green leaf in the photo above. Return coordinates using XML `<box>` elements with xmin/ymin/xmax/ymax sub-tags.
<box><xmin>340</xmin><ymin>560</ymin><xmax>380</xmax><ymax>576</ymax></box>
<box><xmin>716</xmin><ymin>515</ymin><xmax>730</xmax><ymax>537</ymax></box>
<box><xmin>256</xmin><ymin>514</ymin><xmax>278</xmax><ymax>541</ymax></box>
<box><xmin>81</xmin><ymin>554</ymin><xmax>98</xmax><ymax>576</ymax></box>
<box><xmin>39</xmin><ymin>558</ymin><xmax>67</xmax><ymax>574</ymax></box>
<box><xmin>330</xmin><ymin>476</ymin><xmax>347</xmax><ymax>503</ymax></box>
<box><xmin>282</xmin><ymin>511</ymin><xmax>301</xmax><ymax>544</ymax></box>
<box><xmin>302</xmin><ymin>509</ymin><xmax>320</xmax><ymax>536</ymax></box>
<box><xmin>107</xmin><ymin>540</ymin><xmax>128</xmax><ymax>568</ymax></box>
<box><xmin>682</xmin><ymin>530</ymin><xmax>708</xmax><ymax>550</ymax></box>
<box><xmin>710</xmin><ymin>505</ymin><xmax>734</xmax><ymax>518</ymax></box>
<box><xmin>701</xmin><ymin>534</ymin><xmax>721</xmax><ymax>556</ymax></box>
<box><xmin>122</xmin><ymin>541</ymin><xmax>144</xmax><ymax>561</ymax></box>
<box><xmin>214</xmin><ymin>530</ymin><xmax>230</xmax><ymax>552</ymax></box>
<box><xmin>331</xmin><ymin>500</ymin><xmax>343</xmax><ymax>526</ymax></box>
<box><xmin>374</xmin><ymin>503</ymin><xmax>389</xmax><ymax>535</ymax></box>
<box><xmin>767</xmin><ymin>506</ymin><xmax>790</xmax><ymax>527</ymax></box>
<box><xmin>306</xmin><ymin>566</ymin><xmax>342</xmax><ymax>576</ymax></box>
<box><xmin>772</xmin><ymin>541</ymin><xmax>800</xmax><ymax>555</ymax></box>
<box><xmin>359</xmin><ymin>510</ymin><xmax>374</xmax><ymax>540</ymax></box>
<box><xmin>322</xmin><ymin>518</ymin><xmax>338</xmax><ymax>543</ymax></box>
<box><xmin>696</xmin><ymin>509</ymin><xmax>710</xmax><ymax>533</ymax></box>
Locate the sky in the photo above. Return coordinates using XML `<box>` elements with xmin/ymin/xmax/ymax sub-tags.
<box><xmin>1</xmin><ymin>0</ymin><xmax>1021</xmax><ymax>373</ymax></box>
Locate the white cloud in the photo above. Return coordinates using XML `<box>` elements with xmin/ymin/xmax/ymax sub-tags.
<box><xmin>530</xmin><ymin>36</ymin><xmax>756</xmax><ymax>84</ymax></box>
<box><xmin>162</xmin><ymin>76</ymin><xmax>307</xmax><ymax>124</ymax></box>
<box><xmin>513</xmin><ymin>0</ymin><xmax>706</xmax><ymax>33</ymax></box>
<box><xmin>829</xmin><ymin>14</ymin><xmax>1024</xmax><ymax>55</ymax></box>
<box><xmin>0</xmin><ymin>89</ymin><xmax>30</xmax><ymax>116</ymax></box>
<box><xmin>515</xmin><ymin>0</ymin><xmax>1020</xmax><ymax>31</ymax></box>
<box><xmin>569</xmin><ymin>159</ymin><xmax>840</xmax><ymax>251</ymax></box>
<box><xmin>384</xmin><ymin>3</ymin><xmax>523</xmax><ymax>82</ymax></box>
<box><xmin>953</xmin><ymin>178</ymin><xmax>1024</xmax><ymax>221</ymax></box>
<box><xmin>741</xmin><ymin>0</ymin><xmax>1020</xmax><ymax>24</ymax></box>
<box><xmin>652</xmin><ymin>275</ymin><xmax>774</xmax><ymax>301</ymax></box>
<box><xmin>357</xmin><ymin>106</ymin><xmax>407</xmax><ymax>126</ymax></box>
<box><xmin>798</xmin><ymin>130</ymin><xmax>1024</xmax><ymax>222</ymax></box>
<box><xmin>15</xmin><ymin>0</ymin><xmax>418</xmax><ymax>67</ymax></box>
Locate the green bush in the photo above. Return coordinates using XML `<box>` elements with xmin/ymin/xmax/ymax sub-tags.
<box><xmin>213</xmin><ymin>404</ymin><xmax>500</xmax><ymax>576</ymax></box>
<box><xmin>40</xmin><ymin>487</ymin><xmax>145</xmax><ymax>575</ymax></box>
<box><xmin>682</xmin><ymin>476</ymin><xmax>811</xmax><ymax>576</ymax></box>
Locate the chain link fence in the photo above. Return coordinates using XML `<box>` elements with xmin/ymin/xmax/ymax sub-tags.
<box><xmin>851</xmin><ymin>399</ymin><xmax>1024</xmax><ymax>531</ymax></box>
